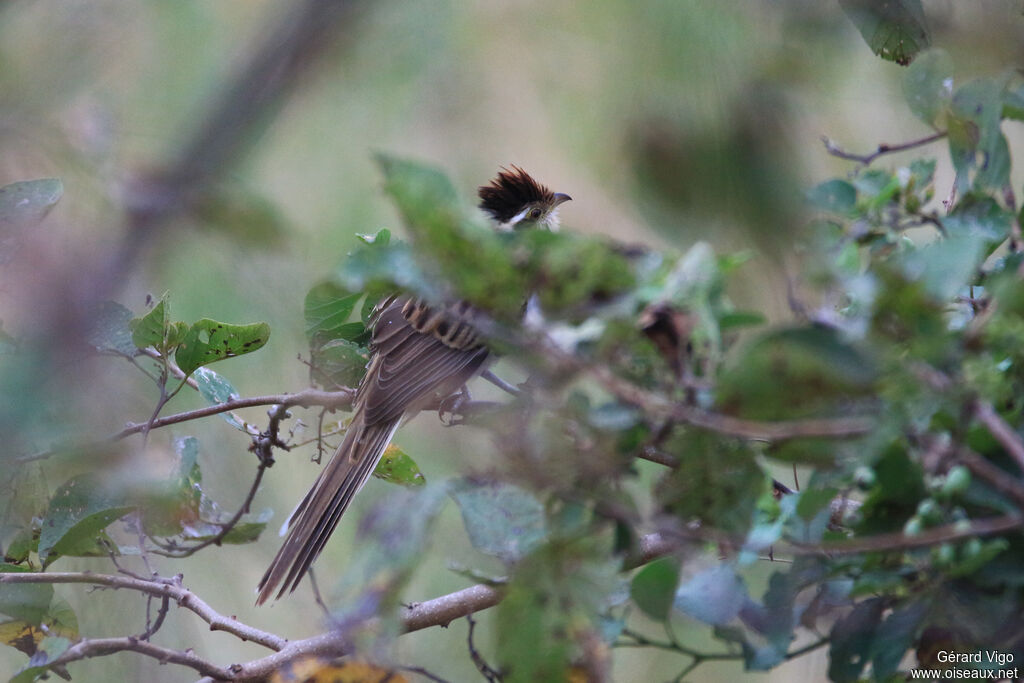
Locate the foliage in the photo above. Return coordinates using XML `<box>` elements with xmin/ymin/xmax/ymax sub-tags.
<box><xmin>2</xmin><ymin>5</ymin><xmax>1024</xmax><ymax>683</ymax></box>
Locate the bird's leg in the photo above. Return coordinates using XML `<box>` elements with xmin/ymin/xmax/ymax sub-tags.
<box><xmin>438</xmin><ymin>386</ymin><xmax>471</xmax><ymax>426</ymax></box>
<box><xmin>481</xmin><ymin>369</ymin><xmax>521</xmax><ymax>396</ymax></box>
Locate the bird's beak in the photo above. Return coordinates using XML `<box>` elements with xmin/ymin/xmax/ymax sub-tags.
<box><xmin>552</xmin><ymin>192</ymin><xmax>572</xmax><ymax>206</ymax></box>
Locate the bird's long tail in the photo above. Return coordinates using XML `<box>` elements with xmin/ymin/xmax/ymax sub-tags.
<box><xmin>256</xmin><ymin>414</ymin><xmax>400</xmax><ymax>604</ymax></box>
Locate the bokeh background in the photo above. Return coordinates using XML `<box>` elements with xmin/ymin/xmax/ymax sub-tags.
<box><xmin>2</xmin><ymin>1</ymin><xmax>1023</xmax><ymax>681</ymax></box>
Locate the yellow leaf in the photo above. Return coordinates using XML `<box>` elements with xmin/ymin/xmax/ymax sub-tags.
<box><xmin>269</xmin><ymin>656</ymin><xmax>408</xmax><ymax>683</ymax></box>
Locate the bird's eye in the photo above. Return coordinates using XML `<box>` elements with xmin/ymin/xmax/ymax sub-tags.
<box><xmin>528</xmin><ymin>208</ymin><xmax>543</xmax><ymax>220</ymax></box>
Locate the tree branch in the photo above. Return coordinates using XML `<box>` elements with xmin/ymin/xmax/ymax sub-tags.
<box><xmin>973</xmin><ymin>399</ymin><xmax>1024</xmax><ymax>474</ymax></box>
<box><xmin>16</xmin><ymin>387</ymin><xmax>354</xmax><ymax>463</ymax></box>
<box><xmin>788</xmin><ymin>513</ymin><xmax>1023</xmax><ymax>556</ymax></box>
<box><xmin>578</xmin><ymin>353</ymin><xmax>873</xmax><ymax>442</ymax></box>
<box><xmin>0</xmin><ymin>572</ymin><xmax>285</xmax><ymax>651</ymax></box>
<box><xmin>49</xmin><ymin>637</ymin><xmax>233</xmax><ymax>680</ymax></box>
<box><xmin>821</xmin><ymin>131</ymin><xmax>947</xmax><ymax>166</ymax></box>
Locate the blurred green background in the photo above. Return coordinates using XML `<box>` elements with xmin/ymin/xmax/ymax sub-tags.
<box><xmin>2</xmin><ymin>1</ymin><xmax>1023</xmax><ymax>681</ymax></box>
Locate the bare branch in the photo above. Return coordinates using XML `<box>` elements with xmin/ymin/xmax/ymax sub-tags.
<box><xmin>402</xmin><ymin>583</ymin><xmax>503</xmax><ymax>632</ymax></box>
<box><xmin>576</xmin><ymin>352</ymin><xmax>873</xmax><ymax>442</ymax></box>
<box><xmin>49</xmin><ymin>636</ymin><xmax>233</xmax><ymax>680</ymax></box>
<box><xmin>789</xmin><ymin>513</ymin><xmax>1023</xmax><ymax>556</ymax></box>
<box><xmin>17</xmin><ymin>387</ymin><xmax>354</xmax><ymax>463</ymax></box>
<box><xmin>0</xmin><ymin>572</ymin><xmax>285</xmax><ymax>651</ymax></box>
<box><xmin>821</xmin><ymin>131</ymin><xmax>947</xmax><ymax>166</ymax></box>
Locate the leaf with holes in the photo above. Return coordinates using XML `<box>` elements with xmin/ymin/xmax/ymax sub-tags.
<box><xmin>838</xmin><ymin>0</ymin><xmax>929</xmax><ymax>66</ymax></box>
<box><xmin>372</xmin><ymin>444</ymin><xmax>425</xmax><ymax>487</ymax></box>
<box><xmin>175</xmin><ymin>319</ymin><xmax>270</xmax><ymax>376</ymax></box>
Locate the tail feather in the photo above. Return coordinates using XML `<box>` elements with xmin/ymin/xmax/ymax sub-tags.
<box><xmin>256</xmin><ymin>417</ymin><xmax>400</xmax><ymax>604</ymax></box>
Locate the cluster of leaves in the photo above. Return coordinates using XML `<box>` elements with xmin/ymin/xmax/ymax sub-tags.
<box><xmin>0</xmin><ymin>273</ymin><xmax>274</xmax><ymax>673</ymax></box>
<box><xmin>277</xmin><ymin>63</ymin><xmax>1024</xmax><ymax>678</ymax></box>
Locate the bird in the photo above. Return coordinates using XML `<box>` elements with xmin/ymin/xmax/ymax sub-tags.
<box><xmin>256</xmin><ymin>166</ymin><xmax>571</xmax><ymax>604</ymax></box>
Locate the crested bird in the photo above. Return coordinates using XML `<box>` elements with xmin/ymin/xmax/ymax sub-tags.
<box><xmin>256</xmin><ymin>167</ymin><xmax>571</xmax><ymax>603</ymax></box>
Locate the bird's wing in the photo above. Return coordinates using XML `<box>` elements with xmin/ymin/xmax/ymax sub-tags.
<box><xmin>257</xmin><ymin>296</ymin><xmax>488</xmax><ymax>603</ymax></box>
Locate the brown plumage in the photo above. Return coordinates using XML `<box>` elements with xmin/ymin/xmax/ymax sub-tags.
<box><xmin>257</xmin><ymin>168</ymin><xmax>569</xmax><ymax>604</ymax></box>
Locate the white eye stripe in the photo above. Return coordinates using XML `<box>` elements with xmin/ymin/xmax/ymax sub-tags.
<box><xmin>508</xmin><ymin>206</ymin><xmax>532</xmax><ymax>226</ymax></box>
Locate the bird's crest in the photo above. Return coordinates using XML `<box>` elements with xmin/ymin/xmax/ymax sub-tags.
<box><xmin>477</xmin><ymin>166</ymin><xmax>556</xmax><ymax>223</ymax></box>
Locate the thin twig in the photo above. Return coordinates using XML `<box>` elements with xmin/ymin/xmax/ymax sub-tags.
<box><xmin>821</xmin><ymin>131</ymin><xmax>947</xmax><ymax>166</ymax></box>
<box><xmin>466</xmin><ymin>614</ymin><xmax>502</xmax><ymax>682</ymax></box>
<box><xmin>135</xmin><ymin>595</ymin><xmax>170</xmax><ymax>641</ymax></box>
<box><xmin>974</xmin><ymin>400</ymin><xmax>1024</xmax><ymax>474</ymax></box>
<box><xmin>958</xmin><ymin>448</ymin><xmax>1024</xmax><ymax>508</ymax></box>
<box><xmin>1004</xmin><ymin>184</ymin><xmax>1022</xmax><ymax>253</ymax></box>
<box><xmin>542</xmin><ymin>340</ymin><xmax>873</xmax><ymax>442</ymax></box>
<box><xmin>788</xmin><ymin>513</ymin><xmax>1022</xmax><ymax>556</ymax></box>
<box><xmin>47</xmin><ymin>636</ymin><xmax>233</xmax><ymax>680</ymax></box>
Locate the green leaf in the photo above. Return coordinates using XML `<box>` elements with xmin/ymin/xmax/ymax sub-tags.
<box><xmin>356</xmin><ymin>228</ymin><xmax>391</xmax><ymax>245</ymax></box>
<box><xmin>629</xmin><ymin>556</ymin><xmax>680</xmax><ymax>621</ymax></box>
<box><xmin>795</xmin><ymin>487</ymin><xmax>839</xmax><ymax>522</ymax></box>
<box><xmin>0</xmin><ymin>565</ymin><xmax>53</xmax><ymax>624</ymax></box>
<box><xmin>376</xmin><ymin>154</ymin><xmax>460</xmax><ymax>224</ymax></box>
<box><xmin>497</xmin><ymin>541</ymin><xmax>616</xmax><ymax>683</ymax></box>
<box><xmin>194</xmin><ymin>367</ymin><xmax>244</xmax><ymax>430</ymax></box>
<box><xmin>902</xmin><ymin>48</ymin><xmax>953</xmax><ymax>126</ymax></box>
<box><xmin>86</xmin><ymin>301</ymin><xmax>137</xmax><ymax>356</ymax></box>
<box><xmin>807</xmin><ymin>179</ymin><xmax>857</xmax><ymax>215</ymax></box>
<box><xmin>304</xmin><ymin>281</ymin><xmax>366</xmax><ymax>345</ymax></box>
<box><xmin>331</xmin><ymin>484</ymin><xmax>449</xmax><ymax>624</ymax></box>
<box><xmin>218</xmin><ymin>515</ymin><xmax>271</xmax><ymax>545</ymax></box>
<box><xmin>175</xmin><ymin>319</ymin><xmax>270</xmax><ymax>376</ymax></box>
<box><xmin>657</xmin><ymin>432</ymin><xmax>765</xmax><ymax>536</ymax></box>
<box><xmin>856</xmin><ymin>443</ymin><xmax>926</xmax><ymax>535</ymax></box>
<box><xmin>872</xmin><ymin>602</ymin><xmax>928</xmax><ymax>678</ymax></box>
<box><xmin>37</xmin><ymin>474</ymin><xmax>134</xmax><ymax>566</ymax></box>
<box><xmin>10</xmin><ymin>635</ymin><xmax>71</xmax><ymax>683</ymax></box>
<box><xmin>1003</xmin><ymin>79</ymin><xmax>1024</xmax><ymax>121</ymax></box>
<box><xmin>838</xmin><ymin>0</ymin><xmax>929</xmax><ymax>66</ymax></box>
<box><xmin>900</xmin><ymin>233</ymin><xmax>986</xmax><ymax>301</ymax></box>
<box><xmin>309</xmin><ymin>339</ymin><xmax>369</xmax><ymax>389</ymax></box>
<box><xmin>450</xmin><ymin>479</ymin><xmax>547</xmax><ymax>562</ymax></box>
<box><xmin>767</xmin><ymin>438</ymin><xmax>839</xmax><ymax>466</ymax></box>
<box><xmin>372</xmin><ymin>444</ymin><xmax>426</xmax><ymax>487</ymax></box>
<box><xmin>138</xmin><ymin>436</ymin><xmax>203</xmax><ymax>538</ymax></box>
<box><xmin>675</xmin><ymin>564</ymin><xmax>749</xmax><ymax>625</ymax></box>
<box><xmin>191</xmin><ymin>185</ymin><xmax>288</xmax><ymax>246</ymax></box>
<box><xmin>717</xmin><ymin>326</ymin><xmax>877</xmax><ymax>421</ymax></box>
<box><xmin>942</xmin><ymin>195</ymin><xmax>1012</xmax><ymax>242</ymax></box>
<box><xmin>130</xmin><ymin>296</ymin><xmax>171</xmax><ymax>350</ymax></box>
<box><xmin>854</xmin><ymin>168</ymin><xmax>900</xmax><ymax>209</ymax></box>
<box><xmin>948</xmin><ymin>78</ymin><xmax>1011</xmax><ymax>193</ymax></box>
<box><xmin>0</xmin><ymin>179</ymin><xmax>63</xmax><ymax>264</ymax></box>
<box><xmin>828</xmin><ymin>598</ymin><xmax>885</xmax><ymax>682</ymax></box>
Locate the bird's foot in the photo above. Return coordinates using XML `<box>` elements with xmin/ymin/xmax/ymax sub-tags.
<box><xmin>438</xmin><ymin>386</ymin><xmax>470</xmax><ymax>426</ymax></box>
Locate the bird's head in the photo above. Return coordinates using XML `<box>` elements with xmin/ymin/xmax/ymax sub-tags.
<box><xmin>478</xmin><ymin>166</ymin><xmax>571</xmax><ymax>231</ymax></box>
